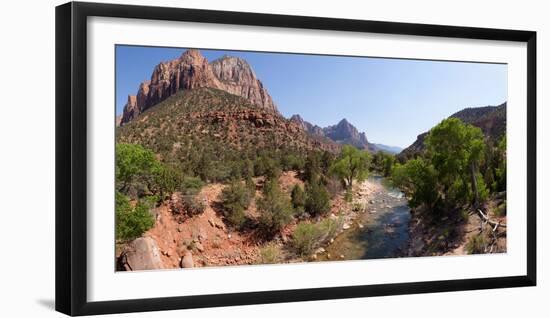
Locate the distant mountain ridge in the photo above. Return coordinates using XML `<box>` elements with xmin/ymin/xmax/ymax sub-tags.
<box><xmin>289</xmin><ymin>114</ymin><xmax>401</xmax><ymax>153</ymax></box>
<box><xmin>398</xmin><ymin>102</ymin><xmax>507</xmax><ymax>160</ymax></box>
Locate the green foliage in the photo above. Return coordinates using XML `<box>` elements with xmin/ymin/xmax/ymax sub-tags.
<box><xmin>393</xmin><ymin>118</ymin><xmax>496</xmax><ymax>214</ymax></box>
<box><xmin>344</xmin><ymin>189</ymin><xmax>353</xmax><ymax>203</ymax></box>
<box><xmin>425</xmin><ymin>118</ymin><xmax>486</xmax><ymax>206</ymax></box>
<box><xmin>281</xmin><ymin>154</ymin><xmax>305</xmax><ymax>171</ymax></box>
<box><xmin>371</xmin><ymin>151</ymin><xmax>396</xmax><ymax>177</ymax></box>
<box><xmin>329</xmin><ymin>145</ymin><xmax>371</xmax><ymax>189</ymax></box>
<box><xmin>494</xmin><ymin>200</ymin><xmax>507</xmax><ymax>217</ymax></box>
<box><xmin>494</xmin><ymin>136</ymin><xmax>507</xmax><ymax>192</ymax></box>
<box><xmin>152</xmin><ymin>163</ymin><xmax>183</xmax><ymax>199</ymax></box>
<box><xmin>303</xmin><ymin>152</ymin><xmax>322</xmax><ymax>183</ymax></box>
<box><xmin>291</xmin><ymin>222</ymin><xmax>322</xmax><ymax>256</ymax></box>
<box><xmin>221</xmin><ymin>181</ymin><xmax>253</xmax><ymax>228</ymax></box>
<box><xmin>180</xmin><ymin>176</ymin><xmax>205</xmax><ymax>195</ymax></box>
<box><xmin>291</xmin><ymin>218</ymin><xmax>342</xmax><ymax>257</ymax></box>
<box><xmin>116</xmin><ymin>143</ymin><xmax>161</xmax><ymax>195</ymax></box>
<box><xmin>466</xmin><ymin>234</ymin><xmax>487</xmax><ymax>254</ymax></box>
<box><xmin>304</xmin><ymin>180</ymin><xmax>331</xmax><ymax>216</ymax></box>
<box><xmin>254</xmin><ymin>153</ymin><xmax>281</xmax><ymax>180</ymax></box>
<box><xmin>115</xmin><ymin>191</ymin><xmax>155</xmax><ymax>241</ymax></box>
<box><xmin>290</xmin><ymin>184</ymin><xmax>306</xmax><ymax>215</ymax></box>
<box><xmin>182</xmin><ymin>195</ymin><xmax>206</xmax><ymax>216</ymax></box>
<box><xmin>258</xmin><ymin>244</ymin><xmax>282</xmax><ymax>264</ymax></box>
<box><xmin>257</xmin><ymin>179</ymin><xmax>293</xmax><ymax>236</ymax></box>
<box><xmin>392</xmin><ymin>158</ymin><xmax>439</xmax><ymax>209</ymax></box>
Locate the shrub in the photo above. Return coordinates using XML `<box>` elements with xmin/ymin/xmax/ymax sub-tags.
<box><xmin>221</xmin><ymin>181</ymin><xmax>253</xmax><ymax>228</ymax></box>
<box><xmin>303</xmin><ymin>153</ymin><xmax>321</xmax><ymax>183</ymax></box>
<box><xmin>466</xmin><ymin>234</ymin><xmax>487</xmax><ymax>254</ymax></box>
<box><xmin>257</xmin><ymin>179</ymin><xmax>293</xmax><ymax>236</ymax></box>
<box><xmin>182</xmin><ymin>194</ymin><xmax>206</xmax><ymax>216</ymax></box>
<box><xmin>259</xmin><ymin>244</ymin><xmax>282</xmax><ymax>264</ymax></box>
<box><xmin>494</xmin><ymin>200</ymin><xmax>507</xmax><ymax>217</ymax></box>
<box><xmin>281</xmin><ymin>154</ymin><xmax>305</xmax><ymax>171</ymax></box>
<box><xmin>291</xmin><ymin>218</ymin><xmax>342</xmax><ymax>257</ymax></box>
<box><xmin>305</xmin><ymin>181</ymin><xmax>331</xmax><ymax>216</ymax></box>
<box><xmin>254</xmin><ymin>153</ymin><xmax>281</xmax><ymax>179</ymax></box>
<box><xmin>344</xmin><ymin>189</ymin><xmax>353</xmax><ymax>202</ymax></box>
<box><xmin>115</xmin><ymin>191</ymin><xmax>155</xmax><ymax>241</ymax></box>
<box><xmin>180</xmin><ymin>176</ymin><xmax>204</xmax><ymax>195</ymax></box>
<box><xmin>291</xmin><ymin>222</ymin><xmax>322</xmax><ymax>256</ymax></box>
<box><xmin>291</xmin><ymin>184</ymin><xmax>306</xmax><ymax>214</ymax></box>
<box><xmin>324</xmin><ymin>176</ymin><xmax>344</xmax><ymax>198</ymax></box>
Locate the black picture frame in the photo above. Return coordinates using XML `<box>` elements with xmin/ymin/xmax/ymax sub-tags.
<box><xmin>55</xmin><ymin>1</ymin><xmax>537</xmax><ymax>316</ymax></box>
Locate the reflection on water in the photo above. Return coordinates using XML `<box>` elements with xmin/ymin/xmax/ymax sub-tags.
<box><xmin>324</xmin><ymin>176</ymin><xmax>411</xmax><ymax>260</ymax></box>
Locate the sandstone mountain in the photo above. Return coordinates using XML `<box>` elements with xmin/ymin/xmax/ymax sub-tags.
<box><xmin>290</xmin><ymin>115</ymin><xmax>398</xmax><ymax>153</ymax></box>
<box><xmin>398</xmin><ymin>102</ymin><xmax>507</xmax><ymax>160</ymax></box>
<box><xmin>117</xmin><ymin>88</ymin><xmax>340</xmax><ymax>160</ymax></box>
<box><xmin>121</xmin><ymin>49</ymin><xmax>277</xmax><ymax>125</ymax></box>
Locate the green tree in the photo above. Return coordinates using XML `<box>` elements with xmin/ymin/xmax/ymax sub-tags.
<box><xmin>425</xmin><ymin>118</ymin><xmax>487</xmax><ymax>206</ymax></box>
<box><xmin>257</xmin><ymin>179</ymin><xmax>293</xmax><ymax>236</ymax></box>
<box><xmin>303</xmin><ymin>152</ymin><xmax>322</xmax><ymax>183</ymax></box>
<box><xmin>291</xmin><ymin>184</ymin><xmax>306</xmax><ymax>214</ymax></box>
<box><xmin>115</xmin><ymin>191</ymin><xmax>155</xmax><ymax>241</ymax></box>
<box><xmin>382</xmin><ymin>154</ymin><xmax>396</xmax><ymax>177</ymax></box>
<box><xmin>392</xmin><ymin>158</ymin><xmax>440</xmax><ymax>209</ymax></box>
<box><xmin>115</xmin><ymin>143</ymin><xmax>161</xmax><ymax>194</ymax></box>
<box><xmin>304</xmin><ymin>180</ymin><xmax>331</xmax><ymax>216</ymax></box>
<box><xmin>494</xmin><ymin>136</ymin><xmax>507</xmax><ymax>192</ymax></box>
<box><xmin>329</xmin><ymin>145</ymin><xmax>371</xmax><ymax>189</ymax></box>
<box><xmin>221</xmin><ymin>181</ymin><xmax>253</xmax><ymax>228</ymax></box>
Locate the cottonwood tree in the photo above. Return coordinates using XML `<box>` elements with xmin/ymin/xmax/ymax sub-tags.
<box><xmin>329</xmin><ymin>145</ymin><xmax>371</xmax><ymax>189</ymax></box>
<box><xmin>425</xmin><ymin>118</ymin><xmax>488</xmax><ymax>207</ymax></box>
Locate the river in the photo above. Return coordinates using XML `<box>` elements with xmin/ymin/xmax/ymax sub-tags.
<box><xmin>322</xmin><ymin>176</ymin><xmax>411</xmax><ymax>260</ymax></box>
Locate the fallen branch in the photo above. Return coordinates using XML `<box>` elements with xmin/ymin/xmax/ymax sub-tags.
<box><xmin>476</xmin><ymin>209</ymin><xmax>507</xmax><ymax>229</ymax></box>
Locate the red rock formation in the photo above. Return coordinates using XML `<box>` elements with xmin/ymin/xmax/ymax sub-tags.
<box><xmin>121</xmin><ymin>49</ymin><xmax>277</xmax><ymax>125</ymax></box>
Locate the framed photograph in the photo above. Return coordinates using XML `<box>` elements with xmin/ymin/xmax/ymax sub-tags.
<box><xmin>55</xmin><ymin>1</ymin><xmax>536</xmax><ymax>316</ymax></box>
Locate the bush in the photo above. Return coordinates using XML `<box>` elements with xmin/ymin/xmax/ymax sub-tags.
<box><xmin>115</xmin><ymin>191</ymin><xmax>155</xmax><ymax>241</ymax></box>
<box><xmin>259</xmin><ymin>244</ymin><xmax>282</xmax><ymax>264</ymax></box>
<box><xmin>305</xmin><ymin>181</ymin><xmax>331</xmax><ymax>216</ymax></box>
<box><xmin>221</xmin><ymin>181</ymin><xmax>253</xmax><ymax>228</ymax></box>
<box><xmin>180</xmin><ymin>176</ymin><xmax>204</xmax><ymax>195</ymax></box>
<box><xmin>254</xmin><ymin>153</ymin><xmax>281</xmax><ymax>180</ymax></box>
<box><xmin>494</xmin><ymin>200</ymin><xmax>506</xmax><ymax>217</ymax></box>
<box><xmin>324</xmin><ymin>176</ymin><xmax>344</xmax><ymax>198</ymax></box>
<box><xmin>291</xmin><ymin>218</ymin><xmax>343</xmax><ymax>257</ymax></box>
<box><xmin>182</xmin><ymin>194</ymin><xmax>206</xmax><ymax>216</ymax></box>
<box><xmin>291</xmin><ymin>184</ymin><xmax>306</xmax><ymax>214</ymax></box>
<box><xmin>257</xmin><ymin>179</ymin><xmax>293</xmax><ymax>236</ymax></box>
<box><xmin>292</xmin><ymin>222</ymin><xmax>322</xmax><ymax>256</ymax></box>
<box><xmin>466</xmin><ymin>234</ymin><xmax>487</xmax><ymax>254</ymax></box>
<box><xmin>281</xmin><ymin>154</ymin><xmax>305</xmax><ymax>171</ymax></box>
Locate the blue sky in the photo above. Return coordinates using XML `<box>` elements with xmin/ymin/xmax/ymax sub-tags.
<box><xmin>116</xmin><ymin>45</ymin><xmax>507</xmax><ymax>148</ymax></box>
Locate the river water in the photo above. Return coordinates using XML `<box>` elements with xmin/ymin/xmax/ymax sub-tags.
<box><xmin>323</xmin><ymin>176</ymin><xmax>411</xmax><ymax>260</ymax></box>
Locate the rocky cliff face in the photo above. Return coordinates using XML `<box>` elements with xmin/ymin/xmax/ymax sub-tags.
<box><xmin>121</xmin><ymin>49</ymin><xmax>277</xmax><ymax>125</ymax></box>
<box><xmin>210</xmin><ymin>56</ymin><xmax>276</xmax><ymax>113</ymax></box>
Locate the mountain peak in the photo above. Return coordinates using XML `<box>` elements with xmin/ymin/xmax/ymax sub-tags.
<box><xmin>338</xmin><ymin>118</ymin><xmax>350</xmax><ymax>125</ymax></box>
<box><xmin>121</xmin><ymin>49</ymin><xmax>277</xmax><ymax>125</ymax></box>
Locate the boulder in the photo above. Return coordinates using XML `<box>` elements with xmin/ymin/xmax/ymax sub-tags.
<box><xmin>121</xmin><ymin>237</ymin><xmax>164</xmax><ymax>271</ymax></box>
<box><xmin>181</xmin><ymin>251</ymin><xmax>194</xmax><ymax>268</ymax></box>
